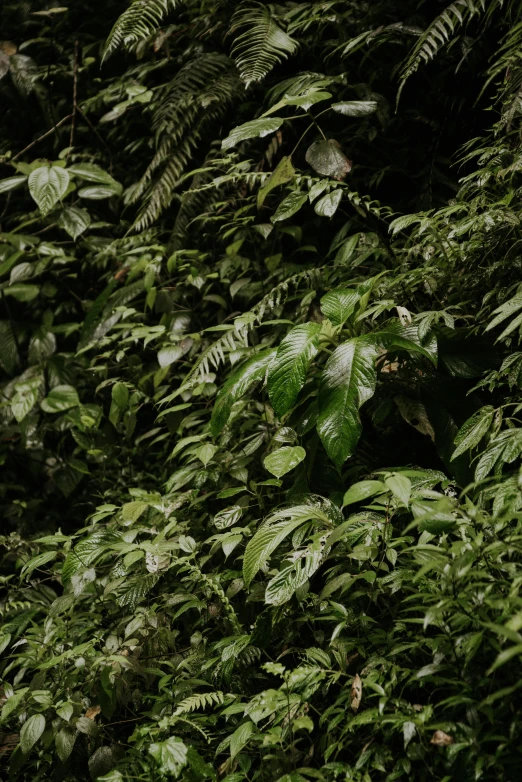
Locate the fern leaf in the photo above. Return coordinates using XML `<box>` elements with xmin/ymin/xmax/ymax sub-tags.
<box><xmin>399</xmin><ymin>0</ymin><xmax>488</xmax><ymax>90</ymax></box>
<box><xmin>230</xmin><ymin>2</ymin><xmax>298</xmax><ymax>86</ymax></box>
<box><xmin>103</xmin><ymin>0</ymin><xmax>184</xmax><ymax>61</ymax></box>
<box><xmin>174</xmin><ymin>691</ymin><xmax>224</xmax><ymax>715</ymax></box>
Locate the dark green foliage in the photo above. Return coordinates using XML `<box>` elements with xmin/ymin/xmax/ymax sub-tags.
<box><xmin>2</xmin><ymin>1</ymin><xmax>522</xmax><ymax>781</ymax></box>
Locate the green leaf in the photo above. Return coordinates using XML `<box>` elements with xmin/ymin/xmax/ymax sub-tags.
<box><xmin>196</xmin><ymin>442</ymin><xmax>218</xmax><ymax>466</ymax></box>
<box><xmin>230</xmin><ymin>721</ymin><xmax>254</xmax><ymax>759</ymax></box>
<box><xmin>452</xmin><ymin>406</ymin><xmax>494</xmax><ymax>460</ymax></box>
<box><xmin>0</xmin><ymin>320</ymin><xmax>20</xmax><ymax>374</ymax></box>
<box><xmin>314</xmin><ymin>188</ymin><xmax>342</xmax><ymax>217</ymax></box>
<box><xmin>41</xmin><ymin>384</ymin><xmax>80</xmax><ymax>413</ymax></box>
<box><xmin>258</xmin><ymin>156</ymin><xmax>295</xmax><ymax>208</ymax></box>
<box><xmin>320</xmin><ymin>288</ymin><xmax>359</xmax><ymax>326</ymax></box>
<box><xmin>20</xmin><ymin>550</ymin><xmax>57</xmax><ymax>579</ymax></box>
<box><xmin>271</xmin><ymin>191</ymin><xmax>308</xmax><ymax>223</ymax></box>
<box><xmin>0</xmin><ymin>175</ymin><xmax>28</xmax><ymax>194</ymax></box>
<box><xmin>222</xmin><ymin>118</ymin><xmax>284</xmax><ymax>150</ymax></box>
<box><xmin>158</xmin><ymin>344</ymin><xmax>182</xmax><ymax>367</ymax></box>
<box><xmin>0</xmin><ymin>633</ymin><xmax>11</xmax><ymax>655</ymax></box>
<box><xmin>20</xmin><ymin>713</ymin><xmax>45</xmax><ymax>754</ymax></box>
<box><xmin>58</xmin><ymin>206</ymin><xmax>91</xmax><ymax>239</ymax></box>
<box><xmin>385</xmin><ymin>473</ymin><xmax>411</xmax><ymax>505</ymax></box>
<box><xmin>243</xmin><ymin>503</ymin><xmax>331</xmax><ymax>587</ymax></box>
<box><xmin>211</xmin><ymin>349</ymin><xmax>276</xmax><ymax>436</ymax></box>
<box><xmin>331</xmin><ymin>100</ymin><xmax>378</xmax><ymax>116</ymax></box>
<box><xmin>305</xmin><ymin>139</ymin><xmax>352</xmax><ymax>180</ymax></box>
<box><xmin>343</xmin><ymin>480</ymin><xmax>386</xmax><ymax>506</ymax></box>
<box><xmin>1</xmin><ymin>687</ymin><xmax>28</xmax><ymax>722</ymax></box>
<box><xmin>68</xmin><ymin>163</ymin><xmax>121</xmax><ymax>190</ymax></box>
<box><xmin>264</xmin><ymin>446</ymin><xmax>306</xmax><ymax>478</ymax></box>
<box><xmin>268</xmin><ymin>323</ymin><xmax>321</xmax><ymax>415</ymax></box>
<box><xmin>28</xmin><ymin>166</ymin><xmax>69</xmax><ymax>215</ymax></box>
<box><xmin>214</xmin><ymin>506</ymin><xmax>243</xmax><ymax>529</ymax></box>
<box><xmin>78</xmin><ymin>185</ymin><xmax>120</xmax><ymax>199</ymax></box>
<box><xmin>55</xmin><ymin>727</ymin><xmax>77</xmax><ymax>762</ymax></box>
<box><xmin>317</xmin><ymin>337</ymin><xmax>379</xmax><ymax>468</ymax></box>
<box><xmin>265</xmin><ymin>535</ymin><xmax>324</xmax><ymax>605</ymax></box>
<box><xmin>4</xmin><ymin>283</ymin><xmax>39</xmax><ymax>302</ymax></box>
<box><xmin>149</xmin><ymin>736</ymin><xmax>188</xmax><ymax>777</ymax></box>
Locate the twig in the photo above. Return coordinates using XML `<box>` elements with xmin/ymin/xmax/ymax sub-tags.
<box><xmin>76</xmin><ymin>107</ymin><xmax>112</xmax><ymax>160</ymax></box>
<box><xmin>68</xmin><ymin>39</ymin><xmax>80</xmax><ymax>154</ymax></box>
<box><xmin>11</xmin><ymin>114</ymin><xmax>73</xmax><ymax>162</ymax></box>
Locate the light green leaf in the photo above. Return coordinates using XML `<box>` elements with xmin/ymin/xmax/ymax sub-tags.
<box><xmin>20</xmin><ymin>550</ymin><xmax>57</xmax><ymax>579</ymax></box>
<box><xmin>343</xmin><ymin>480</ymin><xmax>386</xmax><ymax>506</ymax></box>
<box><xmin>149</xmin><ymin>736</ymin><xmax>188</xmax><ymax>777</ymax></box>
<box><xmin>0</xmin><ymin>633</ymin><xmax>11</xmax><ymax>655</ymax></box>
<box><xmin>41</xmin><ymin>384</ymin><xmax>80</xmax><ymax>413</ymax></box>
<box><xmin>305</xmin><ymin>139</ymin><xmax>352</xmax><ymax>180</ymax></box>
<box><xmin>258</xmin><ymin>156</ymin><xmax>295</xmax><ymax>208</ymax></box>
<box><xmin>320</xmin><ymin>288</ymin><xmax>359</xmax><ymax>326</ymax></box>
<box><xmin>268</xmin><ymin>323</ymin><xmax>321</xmax><ymax>415</ymax></box>
<box><xmin>158</xmin><ymin>344</ymin><xmax>182</xmax><ymax>368</ymax></box>
<box><xmin>314</xmin><ymin>189</ymin><xmax>342</xmax><ymax>217</ymax></box>
<box><xmin>317</xmin><ymin>337</ymin><xmax>379</xmax><ymax>468</ymax></box>
<box><xmin>264</xmin><ymin>446</ymin><xmax>306</xmax><ymax>478</ymax></box>
<box><xmin>385</xmin><ymin>473</ymin><xmax>411</xmax><ymax>505</ymax></box>
<box><xmin>1</xmin><ymin>687</ymin><xmax>28</xmax><ymax>722</ymax></box>
<box><xmin>222</xmin><ymin>118</ymin><xmax>284</xmax><ymax>150</ymax></box>
<box><xmin>271</xmin><ymin>191</ymin><xmax>308</xmax><ymax>223</ymax></box>
<box><xmin>211</xmin><ymin>349</ymin><xmax>276</xmax><ymax>436</ymax></box>
<box><xmin>20</xmin><ymin>713</ymin><xmax>45</xmax><ymax>754</ymax></box>
<box><xmin>196</xmin><ymin>442</ymin><xmax>218</xmax><ymax>466</ymax></box>
<box><xmin>58</xmin><ymin>206</ymin><xmax>91</xmax><ymax>239</ymax></box>
<box><xmin>332</xmin><ymin>100</ymin><xmax>378</xmax><ymax>116</ymax></box>
<box><xmin>265</xmin><ymin>535</ymin><xmax>324</xmax><ymax>605</ymax></box>
<box><xmin>68</xmin><ymin>163</ymin><xmax>121</xmax><ymax>189</ymax></box>
<box><xmin>4</xmin><ymin>283</ymin><xmax>39</xmax><ymax>302</ymax></box>
<box><xmin>0</xmin><ymin>175</ymin><xmax>28</xmax><ymax>194</ymax></box>
<box><xmin>28</xmin><ymin>166</ymin><xmax>69</xmax><ymax>215</ymax></box>
<box><xmin>78</xmin><ymin>185</ymin><xmax>120</xmax><ymax>199</ymax></box>
<box><xmin>452</xmin><ymin>406</ymin><xmax>494</xmax><ymax>460</ymax></box>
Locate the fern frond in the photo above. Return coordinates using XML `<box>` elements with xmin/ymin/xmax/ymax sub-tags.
<box><xmin>130</xmin><ymin>55</ymin><xmax>242</xmax><ymax>230</ymax></box>
<box><xmin>399</xmin><ymin>0</ymin><xmax>488</xmax><ymax>89</ymax></box>
<box><xmin>230</xmin><ymin>1</ymin><xmax>298</xmax><ymax>86</ymax></box>
<box><xmin>174</xmin><ymin>691</ymin><xmax>224</xmax><ymax>715</ymax></box>
<box><xmin>103</xmin><ymin>0</ymin><xmax>184</xmax><ymax>61</ymax></box>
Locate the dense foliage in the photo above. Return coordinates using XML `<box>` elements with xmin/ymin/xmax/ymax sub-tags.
<box><xmin>3</xmin><ymin>0</ymin><xmax>522</xmax><ymax>779</ymax></box>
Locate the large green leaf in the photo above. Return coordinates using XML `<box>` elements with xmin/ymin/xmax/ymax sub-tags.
<box><xmin>222</xmin><ymin>118</ymin><xmax>284</xmax><ymax>150</ymax></box>
<box><xmin>28</xmin><ymin>166</ymin><xmax>69</xmax><ymax>215</ymax></box>
<box><xmin>20</xmin><ymin>713</ymin><xmax>46</xmax><ymax>754</ymax></box>
<box><xmin>40</xmin><ymin>384</ymin><xmax>80</xmax><ymax>413</ymax></box>
<box><xmin>243</xmin><ymin>503</ymin><xmax>332</xmax><ymax>587</ymax></box>
<box><xmin>317</xmin><ymin>337</ymin><xmax>379</xmax><ymax>468</ymax></box>
<box><xmin>264</xmin><ymin>446</ymin><xmax>306</xmax><ymax>478</ymax></box>
<box><xmin>149</xmin><ymin>736</ymin><xmax>188</xmax><ymax>777</ymax></box>
<box><xmin>268</xmin><ymin>323</ymin><xmax>320</xmax><ymax>415</ymax></box>
<box><xmin>320</xmin><ymin>288</ymin><xmax>359</xmax><ymax>326</ymax></box>
<box><xmin>58</xmin><ymin>206</ymin><xmax>91</xmax><ymax>240</ymax></box>
<box><xmin>332</xmin><ymin>100</ymin><xmax>378</xmax><ymax>116</ymax></box>
<box><xmin>257</xmin><ymin>156</ymin><xmax>295</xmax><ymax>208</ymax></box>
<box><xmin>211</xmin><ymin>349</ymin><xmax>276</xmax><ymax>436</ymax></box>
<box><xmin>0</xmin><ymin>175</ymin><xmax>27</xmax><ymax>194</ymax></box>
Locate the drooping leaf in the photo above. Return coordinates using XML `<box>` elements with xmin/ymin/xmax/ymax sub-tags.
<box><xmin>58</xmin><ymin>206</ymin><xmax>91</xmax><ymax>239</ymax></box>
<box><xmin>264</xmin><ymin>446</ymin><xmax>306</xmax><ymax>478</ymax></box>
<box><xmin>78</xmin><ymin>185</ymin><xmax>120</xmax><ymax>200</ymax></box>
<box><xmin>317</xmin><ymin>337</ymin><xmax>379</xmax><ymax>468</ymax></box>
<box><xmin>257</xmin><ymin>156</ymin><xmax>295</xmax><ymax>209</ymax></box>
<box><xmin>268</xmin><ymin>323</ymin><xmax>321</xmax><ymax>415</ymax></box>
<box><xmin>305</xmin><ymin>139</ymin><xmax>352</xmax><ymax>180</ymax></box>
<box><xmin>28</xmin><ymin>166</ymin><xmax>69</xmax><ymax>215</ymax></box>
<box><xmin>211</xmin><ymin>349</ymin><xmax>276</xmax><ymax>436</ymax></box>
